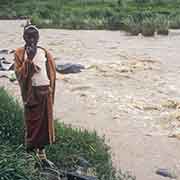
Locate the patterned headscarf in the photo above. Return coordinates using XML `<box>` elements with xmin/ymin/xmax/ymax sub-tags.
<box><xmin>24</xmin><ymin>24</ymin><xmax>39</xmax><ymax>34</ymax></box>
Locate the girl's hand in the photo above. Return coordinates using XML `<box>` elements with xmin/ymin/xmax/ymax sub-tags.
<box><xmin>26</xmin><ymin>45</ymin><xmax>37</xmax><ymax>61</ymax></box>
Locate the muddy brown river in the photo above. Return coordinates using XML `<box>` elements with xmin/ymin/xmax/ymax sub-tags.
<box><xmin>1</xmin><ymin>20</ymin><xmax>180</xmax><ymax>180</ymax></box>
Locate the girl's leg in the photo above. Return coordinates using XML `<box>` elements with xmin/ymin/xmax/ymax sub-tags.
<box><xmin>36</xmin><ymin>146</ymin><xmax>47</xmax><ymax>160</ymax></box>
<box><xmin>36</xmin><ymin>146</ymin><xmax>55</xmax><ymax>168</ymax></box>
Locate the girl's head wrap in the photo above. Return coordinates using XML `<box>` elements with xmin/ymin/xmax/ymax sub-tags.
<box><xmin>24</xmin><ymin>24</ymin><xmax>39</xmax><ymax>34</ymax></box>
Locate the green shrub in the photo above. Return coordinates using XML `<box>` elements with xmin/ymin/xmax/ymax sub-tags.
<box><xmin>131</xmin><ymin>11</ymin><xmax>155</xmax><ymax>23</ymax></box>
<box><xmin>106</xmin><ymin>12</ymin><xmax>123</xmax><ymax>30</ymax></box>
<box><xmin>31</xmin><ymin>13</ymin><xmax>42</xmax><ymax>26</ymax></box>
<box><xmin>83</xmin><ymin>17</ymin><xmax>106</xmax><ymax>29</ymax></box>
<box><xmin>134</xmin><ymin>0</ymin><xmax>149</xmax><ymax>4</ymax></box>
<box><xmin>169</xmin><ymin>13</ymin><xmax>180</xmax><ymax>29</ymax></box>
<box><xmin>0</xmin><ymin>145</ymin><xmax>42</xmax><ymax>180</ymax></box>
<box><xmin>47</xmin><ymin>123</ymin><xmax>116</xmax><ymax>179</ymax></box>
<box><xmin>155</xmin><ymin>15</ymin><xmax>169</xmax><ymax>35</ymax></box>
<box><xmin>117</xmin><ymin>0</ymin><xmax>127</xmax><ymax>8</ymax></box>
<box><xmin>0</xmin><ymin>87</ymin><xmax>23</xmax><ymax>145</ymax></box>
<box><xmin>123</xmin><ymin>16</ymin><xmax>141</xmax><ymax>35</ymax></box>
<box><xmin>141</xmin><ymin>17</ymin><xmax>155</xmax><ymax>36</ymax></box>
<box><xmin>122</xmin><ymin>11</ymin><xmax>156</xmax><ymax>36</ymax></box>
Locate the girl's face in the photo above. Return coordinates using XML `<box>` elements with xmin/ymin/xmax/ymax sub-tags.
<box><xmin>23</xmin><ymin>28</ymin><xmax>39</xmax><ymax>47</ymax></box>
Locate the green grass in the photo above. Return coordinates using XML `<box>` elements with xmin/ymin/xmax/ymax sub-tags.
<box><xmin>0</xmin><ymin>87</ymin><xmax>135</xmax><ymax>180</ymax></box>
<box><xmin>1</xmin><ymin>0</ymin><xmax>180</xmax><ymax>32</ymax></box>
<box><xmin>0</xmin><ymin>145</ymin><xmax>42</xmax><ymax>180</ymax></box>
<box><xmin>47</xmin><ymin>123</ymin><xmax>116</xmax><ymax>179</ymax></box>
<box><xmin>0</xmin><ymin>87</ymin><xmax>24</xmax><ymax>145</ymax></box>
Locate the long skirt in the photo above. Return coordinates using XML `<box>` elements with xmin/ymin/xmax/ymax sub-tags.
<box><xmin>24</xmin><ymin>85</ymin><xmax>55</xmax><ymax>150</ymax></box>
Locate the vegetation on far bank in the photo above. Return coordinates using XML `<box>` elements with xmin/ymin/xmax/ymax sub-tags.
<box><xmin>0</xmin><ymin>87</ymin><xmax>135</xmax><ymax>180</ymax></box>
<box><xmin>0</xmin><ymin>0</ymin><xmax>180</xmax><ymax>35</ymax></box>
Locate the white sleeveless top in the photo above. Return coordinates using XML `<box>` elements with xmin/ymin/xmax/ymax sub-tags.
<box><xmin>25</xmin><ymin>48</ymin><xmax>50</xmax><ymax>86</ymax></box>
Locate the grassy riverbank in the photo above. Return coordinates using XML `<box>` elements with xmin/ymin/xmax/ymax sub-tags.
<box><xmin>0</xmin><ymin>87</ymin><xmax>135</xmax><ymax>180</ymax></box>
<box><xmin>0</xmin><ymin>0</ymin><xmax>180</xmax><ymax>34</ymax></box>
